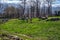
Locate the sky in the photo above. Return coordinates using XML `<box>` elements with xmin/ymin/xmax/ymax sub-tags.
<box><xmin>0</xmin><ymin>0</ymin><xmax>60</xmax><ymax>7</ymax></box>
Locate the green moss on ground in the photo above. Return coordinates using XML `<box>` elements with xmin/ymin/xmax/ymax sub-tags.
<box><xmin>0</xmin><ymin>18</ymin><xmax>60</xmax><ymax>40</ymax></box>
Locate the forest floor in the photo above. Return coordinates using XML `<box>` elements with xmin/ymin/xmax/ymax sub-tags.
<box><xmin>0</xmin><ymin>17</ymin><xmax>60</xmax><ymax>40</ymax></box>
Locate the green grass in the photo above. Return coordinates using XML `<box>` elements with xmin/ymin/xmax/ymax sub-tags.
<box><xmin>0</xmin><ymin>18</ymin><xmax>60</xmax><ymax>40</ymax></box>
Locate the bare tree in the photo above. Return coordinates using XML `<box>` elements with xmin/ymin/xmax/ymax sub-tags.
<box><xmin>42</xmin><ymin>0</ymin><xmax>48</xmax><ymax>18</ymax></box>
<box><xmin>22</xmin><ymin>0</ymin><xmax>26</xmax><ymax>20</ymax></box>
<box><xmin>36</xmin><ymin>0</ymin><xmax>39</xmax><ymax>17</ymax></box>
<box><xmin>29</xmin><ymin>0</ymin><xmax>34</xmax><ymax>23</ymax></box>
<box><xmin>36</xmin><ymin>0</ymin><xmax>41</xmax><ymax>20</ymax></box>
<box><xmin>3</xmin><ymin>6</ymin><xmax>19</xmax><ymax>18</ymax></box>
<box><xmin>46</xmin><ymin>0</ymin><xmax>56</xmax><ymax>16</ymax></box>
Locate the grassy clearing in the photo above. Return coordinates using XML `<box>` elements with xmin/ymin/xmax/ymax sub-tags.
<box><xmin>0</xmin><ymin>18</ymin><xmax>60</xmax><ymax>40</ymax></box>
